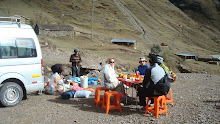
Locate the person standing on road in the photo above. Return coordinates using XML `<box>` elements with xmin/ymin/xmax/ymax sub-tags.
<box><xmin>136</xmin><ymin>57</ymin><xmax>150</xmax><ymax>76</ymax></box>
<box><xmin>69</xmin><ymin>49</ymin><xmax>82</xmax><ymax>77</ymax></box>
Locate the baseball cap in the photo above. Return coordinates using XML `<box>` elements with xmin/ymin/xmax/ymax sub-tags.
<box><xmin>74</xmin><ymin>49</ymin><xmax>78</xmax><ymax>52</ymax></box>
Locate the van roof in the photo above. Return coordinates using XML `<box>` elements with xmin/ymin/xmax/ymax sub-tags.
<box><xmin>0</xmin><ymin>22</ymin><xmax>32</xmax><ymax>29</ymax></box>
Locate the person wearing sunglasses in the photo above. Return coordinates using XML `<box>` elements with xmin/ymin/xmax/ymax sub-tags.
<box><xmin>100</xmin><ymin>58</ymin><xmax>125</xmax><ymax>95</ymax></box>
<box><xmin>136</xmin><ymin>57</ymin><xmax>150</xmax><ymax>76</ymax></box>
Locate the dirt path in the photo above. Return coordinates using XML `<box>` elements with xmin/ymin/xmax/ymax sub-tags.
<box><xmin>113</xmin><ymin>0</ymin><xmax>154</xmax><ymax>44</ymax></box>
<box><xmin>0</xmin><ymin>73</ymin><xmax>219</xmax><ymax>124</ymax></box>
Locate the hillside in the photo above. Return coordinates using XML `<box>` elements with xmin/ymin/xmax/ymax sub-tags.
<box><xmin>0</xmin><ymin>0</ymin><xmax>219</xmax><ymax>75</ymax></box>
<box><xmin>170</xmin><ymin>0</ymin><xmax>220</xmax><ymax>30</ymax></box>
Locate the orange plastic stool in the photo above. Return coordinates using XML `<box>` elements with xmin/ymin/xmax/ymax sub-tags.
<box><xmin>165</xmin><ymin>88</ymin><xmax>173</xmax><ymax>105</ymax></box>
<box><xmin>145</xmin><ymin>96</ymin><xmax>168</xmax><ymax>118</ymax></box>
<box><xmin>102</xmin><ymin>91</ymin><xmax>122</xmax><ymax>114</ymax></box>
<box><xmin>94</xmin><ymin>87</ymin><xmax>109</xmax><ymax>107</ymax></box>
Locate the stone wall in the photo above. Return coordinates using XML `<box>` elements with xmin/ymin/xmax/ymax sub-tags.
<box><xmin>39</xmin><ymin>30</ymin><xmax>75</xmax><ymax>37</ymax></box>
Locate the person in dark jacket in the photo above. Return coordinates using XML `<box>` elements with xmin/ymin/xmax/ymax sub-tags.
<box><xmin>69</xmin><ymin>49</ymin><xmax>82</xmax><ymax>77</ymax></box>
<box><xmin>137</xmin><ymin>55</ymin><xmax>165</xmax><ymax>110</ymax></box>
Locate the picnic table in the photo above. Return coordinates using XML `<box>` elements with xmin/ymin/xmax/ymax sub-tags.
<box><xmin>117</xmin><ymin>77</ymin><xmax>143</xmax><ymax>107</ymax></box>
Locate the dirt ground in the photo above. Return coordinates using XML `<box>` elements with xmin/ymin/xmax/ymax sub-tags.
<box><xmin>0</xmin><ymin>73</ymin><xmax>219</xmax><ymax>124</ymax></box>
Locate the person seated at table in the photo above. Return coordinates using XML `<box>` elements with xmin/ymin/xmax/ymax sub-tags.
<box><xmin>137</xmin><ymin>55</ymin><xmax>166</xmax><ymax>111</ymax></box>
<box><xmin>157</xmin><ymin>56</ymin><xmax>169</xmax><ymax>74</ymax></box>
<box><xmin>100</xmin><ymin>58</ymin><xmax>126</xmax><ymax>97</ymax></box>
<box><xmin>136</xmin><ymin>57</ymin><xmax>150</xmax><ymax>76</ymax></box>
<box><xmin>157</xmin><ymin>56</ymin><xmax>176</xmax><ymax>82</ymax></box>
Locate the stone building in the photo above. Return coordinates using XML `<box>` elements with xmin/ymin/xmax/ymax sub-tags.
<box><xmin>175</xmin><ymin>53</ymin><xmax>196</xmax><ymax>60</ymax></box>
<box><xmin>34</xmin><ymin>24</ymin><xmax>74</xmax><ymax>37</ymax></box>
<box><xmin>111</xmin><ymin>39</ymin><xmax>136</xmax><ymax>49</ymax></box>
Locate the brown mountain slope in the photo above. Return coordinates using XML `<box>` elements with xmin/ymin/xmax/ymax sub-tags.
<box><xmin>0</xmin><ymin>0</ymin><xmax>219</xmax><ymax>74</ymax></box>
<box><xmin>21</xmin><ymin>0</ymin><xmax>219</xmax><ymax>54</ymax></box>
<box><xmin>169</xmin><ymin>0</ymin><xmax>220</xmax><ymax>30</ymax></box>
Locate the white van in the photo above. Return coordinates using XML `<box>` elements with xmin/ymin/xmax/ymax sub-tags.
<box><xmin>0</xmin><ymin>17</ymin><xmax>44</xmax><ymax>107</ymax></box>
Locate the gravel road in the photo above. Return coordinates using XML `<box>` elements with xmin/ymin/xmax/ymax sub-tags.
<box><xmin>0</xmin><ymin>73</ymin><xmax>219</xmax><ymax>124</ymax></box>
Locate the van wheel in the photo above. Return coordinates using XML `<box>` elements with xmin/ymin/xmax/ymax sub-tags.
<box><xmin>0</xmin><ymin>82</ymin><xmax>23</xmax><ymax>107</ymax></box>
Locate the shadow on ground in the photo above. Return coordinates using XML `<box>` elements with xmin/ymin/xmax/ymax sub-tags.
<box><xmin>47</xmin><ymin>95</ymin><xmax>145</xmax><ymax>116</ymax></box>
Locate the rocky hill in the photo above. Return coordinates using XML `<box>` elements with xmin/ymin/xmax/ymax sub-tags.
<box><xmin>170</xmin><ymin>0</ymin><xmax>220</xmax><ymax>30</ymax></box>
<box><xmin>0</xmin><ymin>0</ymin><xmax>219</xmax><ymax>75</ymax></box>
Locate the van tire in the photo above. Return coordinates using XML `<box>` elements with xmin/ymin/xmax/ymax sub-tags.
<box><xmin>0</xmin><ymin>82</ymin><xmax>23</xmax><ymax>107</ymax></box>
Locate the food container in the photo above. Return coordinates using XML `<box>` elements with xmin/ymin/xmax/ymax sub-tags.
<box><xmin>123</xmin><ymin>75</ymin><xmax>127</xmax><ymax>79</ymax></box>
<box><xmin>130</xmin><ymin>77</ymin><xmax>135</xmax><ymax>81</ymax></box>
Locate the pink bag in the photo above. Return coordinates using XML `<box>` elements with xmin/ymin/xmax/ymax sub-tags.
<box><xmin>72</xmin><ymin>85</ymin><xmax>83</xmax><ymax>91</ymax></box>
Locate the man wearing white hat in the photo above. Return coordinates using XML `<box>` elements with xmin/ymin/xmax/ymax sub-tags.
<box><xmin>136</xmin><ymin>57</ymin><xmax>150</xmax><ymax>76</ymax></box>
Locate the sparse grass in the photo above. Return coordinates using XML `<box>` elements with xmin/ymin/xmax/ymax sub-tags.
<box><xmin>163</xmin><ymin>47</ymin><xmax>182</xmax><ymax>73</ymax></box>
<box><xmin>151</xmin><ymin>44</ymin><xmax>162</xmax><ymax>55</ymax></box>
<box><xmin>183</xmin><ymin>60</ymin><xmax>220</xmax><ymax>75</ymax></box>
<box><xmin>0</xmin><ymin>0</ymin><xmax>219</xmax><ymax>75</ymax></box>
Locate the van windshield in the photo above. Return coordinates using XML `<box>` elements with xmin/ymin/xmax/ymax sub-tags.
<box><xmin>0</xmin><ymin>38</ymin><xmax>37</xmax><ymax>59</ymax></box>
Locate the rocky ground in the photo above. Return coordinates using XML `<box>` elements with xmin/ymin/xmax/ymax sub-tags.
<box><xmin>0</xmin><ymin>73</ymin><xmax>219</xmax><ymax>124</ymax></box>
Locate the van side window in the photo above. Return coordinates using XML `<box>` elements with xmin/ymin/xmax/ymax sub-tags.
<box><xmin>0</xmin><ymin>39</ymin><xmax>16</xmax><ymax>58</ymax></box>
<box><xmin>0</xmin><ymin>38</ymin><xmax>37</xmax><ymax>59</ymax></box>
<box><xmin>16</xmin><ymin>39</ymin><xmax>37</xmax><ymax>58</ymax></box>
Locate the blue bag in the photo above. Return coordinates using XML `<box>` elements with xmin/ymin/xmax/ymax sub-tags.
<box><xmin>69</xmin><ymin>76</ymin><xmax>81</xmax><ymax>83</ymax></box>
<box><xmin>61</xmin><ymin>90</ymin><xmax>76</xmax><ymax>99</ymax></box>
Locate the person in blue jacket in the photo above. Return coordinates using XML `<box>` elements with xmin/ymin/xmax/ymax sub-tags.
<box><xmin>136</xmin><ymin>57</ymin><xmax>150</xmax><ymax>76</ymax></box>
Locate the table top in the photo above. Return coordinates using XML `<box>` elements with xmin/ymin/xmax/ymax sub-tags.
<box><xmin>117</xmin><ymin>77</ymin><xmax>142</xmax><ymax>87</ymax></box>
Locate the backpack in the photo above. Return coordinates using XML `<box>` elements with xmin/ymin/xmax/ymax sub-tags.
<box><xmin>161</xmin><ymin>64</ymin><xmax>176</xmax><ymax>82</ymax></box>
<box><xmin>154</xmin><ymin>74</ymin><xmax>171</xmax><ymax>95</ymax></box>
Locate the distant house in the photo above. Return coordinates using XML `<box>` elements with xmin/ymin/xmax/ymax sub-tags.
<box><xmin>175</xmin><ymin>53</ymin><xmax>196</xmax><ymax>60</ymax></box>
<box><xmin>34</xmin><ymin>24</ymin><xmax>74</xmax><ymax>37</ymax></box>
<box><xmin>161</xmin><ymin>43</ymin><xmax>168</xmax><ymax>47</ymax></box>
<box><xmin>209</xmin><ymin>55</ymin><xmax>220</xmax><ymax>60</ymax></box>
<box><xmin>197</xmin><ymin>55</ymin><xmax>220</xmax><ymax>65</ymax></box>
<box><xmin>111</xmin><ymin>39</ymin><xmax>136</xmax><ymax>49</ymax></box>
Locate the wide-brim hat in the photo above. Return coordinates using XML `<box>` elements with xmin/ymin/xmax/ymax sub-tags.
<box><xmin>139</xmin><ymin>57</ymin><xmax>146</xmax><ymax>62</ymax></box>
